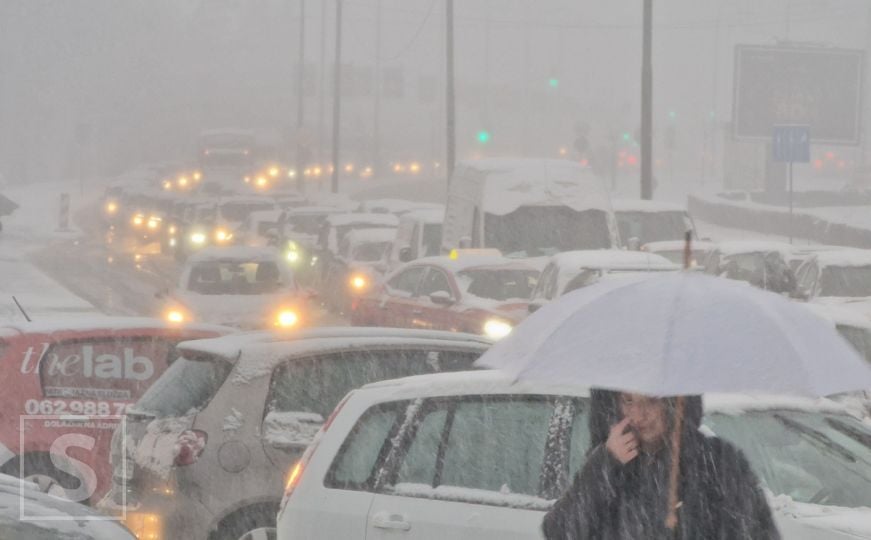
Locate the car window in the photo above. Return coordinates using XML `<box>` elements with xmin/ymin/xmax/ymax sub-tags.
<box><xmin>392</xmin><ymin>396</ymin><xmax>557</xmax><ymax>498</ymax></box>
<box><xmin>265</xmin><ymin>349</ymin><xmax>481</xmax><ymax>419</ymax></box>
<box><xmin>325</xmin><ymin>403</ymin><xmax>406</xmax><ymax>490</ymax></box>
<box><xmin>418</xmin><ymin>268</ymin><xmax>453</xmax><ymax>298</ymax></box>
<box><xmin>796</xmin><ymin>263</ymin><xmax>817</xmax><ymax>295</ymax></box>
<box><xmin>532</xmin><ymin>263</ymin><xmax>556</xmax><ymax>300</ymax></box>
<box><xmin>40</xmin><ymin>337</ymin><xmax>176</xmax><ymax>401</ymax></box>
<box><xmin>187</xmin><ymin>260</ymin><xmax>284</xmax><ymax>295</ymax></box>
<box><xmin>386</xmin><ymin>266</ymin><xmax>426</xmax><ymax>296</ymax></box>
<box><xmin>567</xmin><ymin>403</ymin><xmax>595</xmax><ymax>479</ymax></box>
<box><xmin>132</xmin><ymin>354</ymin><xmax>233</xmax><ymax>418</ymax></box>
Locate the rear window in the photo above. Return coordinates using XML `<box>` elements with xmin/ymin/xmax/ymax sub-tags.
<box><xmin>131</xmin><ymin>355</ymin><xmax>233</xmax><ymax>418</ymax></box>
<box><xmin>187</xmin><ymin>260</ymin><xmax>284</xmax><ymax>295</ymax></box>
<box><xmin>39</xmin><ymin>337</ymin><xmax>176</xmax><ymax>401</ymax></box>
<box><xmin>265</xmin><ymin>349</ymin><xmax>480</xmax><ymax>419</ymax></box>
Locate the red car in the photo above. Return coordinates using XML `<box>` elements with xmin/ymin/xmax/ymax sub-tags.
<box><xmin>351</xmin><ymin>254</ymin><xmax>540</xmax><ymax>339</ymax></box>
<box><xmin>0</xmin><ymin>317</ymin><xmax>231</xmax><ymax>505</ymax></box>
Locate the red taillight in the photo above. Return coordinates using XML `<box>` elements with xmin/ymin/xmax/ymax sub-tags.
<box><xmin>173</xmin><ymin>430</ymin><xmax>207</xmax><ymax>467</ymax></box>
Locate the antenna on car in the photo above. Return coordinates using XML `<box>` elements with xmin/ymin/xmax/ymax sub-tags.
<box><xmin>12</xmin><ymin>296</ymin><xmax>31</xmax><ymax>322</ymax></box>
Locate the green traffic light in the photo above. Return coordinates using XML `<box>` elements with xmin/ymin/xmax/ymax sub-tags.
<box><xmin>477</xmin><ymin>130</ymin><xmax>491</xmax><ymax>144</ymax></box>
<box><xmin>621</xmin><ymin>132</ymin><xmax>631</xmax><ymax>142</ymax></box>
<box><xmin>668</xmin><ymin>110</ymin><xmax>677</xmax><ymax>121</ymax></box>
<box><xmin>548</xmin><ymin>78</ymin><xmax>559</xmax><ymax>89</ymax></box>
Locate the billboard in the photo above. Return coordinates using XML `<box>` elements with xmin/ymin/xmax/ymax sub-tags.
<box><xmin>733</xmin><ymin>45</ymin><xmax>864</xmax><ymax>144</ymax></box>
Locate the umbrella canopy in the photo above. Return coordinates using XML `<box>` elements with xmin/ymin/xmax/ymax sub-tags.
<box><xmin>476</xmin><ymin>272</ymin><xmax>871</xmax><ymax>397</ymax></box>
<box><xmin>0</xmin><ymin>194</ymin><xmax>18</xmax><ymax>216</ymax></box>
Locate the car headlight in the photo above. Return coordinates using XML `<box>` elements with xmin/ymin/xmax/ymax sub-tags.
<box><xmin>214</xmin><ymin>229</ymin><xmax>231</xmax><ymax>243</ymax></box>
<box><xmin>275</xmin><ymin>309</ymin><xmax>300</xmax><ymax>328</ymax></box>
<box><xmin>132</xmin><ymin>214</ymin><xmax>144</xmax><ymax>227</ymax></box>
<box><xmin>165</xmin><ymin>309</ymin><xmax>186</xmax><ymax>324</ymax></box>
<box><xmin>168</xmin><ymin>225</ymin><xmax>177</xmax><ymax>235</ymax></box>
<box><xmin>349</xmin><ymin>273</ymin><xmax>369</xmax><ymax>292</ymax></box>
<box><xmin>147</xmin><ymin>217</ymin><xmax>160</xmax><ymax>230</ymax></box>
<box><xmin>190</xmin><ymin>232</ymin><xmax>207</xmax><ymax>245</ymax></box>
<box><xmin>286</xmin><ymin>250</ymin><xmax>301</xmax><ymax>264</ymax></box>
<box><xmin>169</xmin><ymin>238</ymin><xmax>177</xmax><ymax>247</ymax></box>
<box><xmin>105</xmin><ymin>201</ymin><xmax>118</xmax><ymax>214</ymax></box>
<box><xmin>483</xmin><ymin>319</ymin><xmax>513</xmax><ymax>340</ymax></box>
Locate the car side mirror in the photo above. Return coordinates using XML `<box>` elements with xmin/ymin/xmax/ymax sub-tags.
<box><xmin>528</xmin><ymin>300</ymin><xmax>545</xmax><ymax>314</ymax></box>
<box><xmin>263</xmin><ymin>410</ymin><xmax>324</xmax><ymax>451</ymax></box>
<box><xmin>398</xmin><ymin>247</ymin><xmax>413</xmax><ymax>263</ymax></box>
<box><xmin>627</xmin><ymin>237</ymin><xmax>641</xmax><ymax>251</ymax></box>
<box><xmin>429</xmin><ymin>291</ymin><xmax>454</xmax><ymax>306</ymax></box>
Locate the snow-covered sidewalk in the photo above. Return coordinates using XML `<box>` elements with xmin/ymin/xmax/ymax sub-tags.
<box><xmin>0</xmin><ymin>181</ymin><xmax>99</xmax><ymax>323</ymax></box>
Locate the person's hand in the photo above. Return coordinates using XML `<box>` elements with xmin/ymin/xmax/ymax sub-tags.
<box><xmin>606</xmin><ymin>418</ymin><xmax>639</xmax><ymax>465</ymax></box>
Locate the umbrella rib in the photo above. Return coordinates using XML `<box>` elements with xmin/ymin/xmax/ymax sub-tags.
<box><xmin>658</xmin><ymin>274</ymin><xmax>688</xmax><ymax>396</ymax></box>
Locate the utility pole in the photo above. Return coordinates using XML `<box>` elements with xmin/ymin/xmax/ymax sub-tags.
<box><xmin>445</xmin><ymin>0</ymin><xmax>456</xmax><ymax>187</ymax></box>
<box><xmin>330</xmin><ymin>0</ymin><xmax>343</xmax><ymax>193</ymax></box>
<box><xmin>858</xmin><ymin>1</ymin><xmax>871</xmax><ymax>187</ymax></box>
<box><xmin>295</xmin><ymin>0</ymin><xmax>306</xmax><ymax>192</ymax></box>
<box><xmin>640</xmin><ymin>0</ymin><xmax>653</xmax><ymax>200</ymax></box>
<box><xmin>372</xmin><ymin>0</ymin><xmax>382</xmax><ymax>175</ymax></box>
<box><xmin>317</xmin><ymin>0</ymin><xmax>327</xmax><ymax>171</ymax></box>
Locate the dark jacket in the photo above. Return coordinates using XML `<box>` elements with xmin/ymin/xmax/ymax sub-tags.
<box><xmin>542</xmin><ymin>393</ymin><xmax>780</xmax><ymax>540</ymax></box>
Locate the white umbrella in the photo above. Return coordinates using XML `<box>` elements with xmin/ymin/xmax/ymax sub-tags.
<box><xmin>476</xmin><ymin>271</ymin><xmax>871</xmax><ymax>397</ymax></box>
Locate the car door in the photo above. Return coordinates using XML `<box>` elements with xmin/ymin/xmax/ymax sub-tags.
<box><xmin>366</xmin><ymin>395</ymin><xmax>565</xmax><ymax>540</ymax></box>
<box><xmin>414</xmin><ymin>267</ymin><xmax>458</xmax><ymax>331</ymax></box>
<box><xmin>378</xmin><ymin>266</ymin><xmax>427</xmax><ymax>328</ymax></box>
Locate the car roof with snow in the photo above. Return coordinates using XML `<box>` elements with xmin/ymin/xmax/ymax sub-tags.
<box><xmin>286</xmin><ymin>205</ymin><xmax>345</xmax><ymax>215</ymax></box>
<box><xmin>175</xmin><ymin>327</ymin><xmax>493</xmax><ymax>370</ymax></box>
<box><xmin>407</xmin><ymin>254</ymin><xmax>540</xmax><ymax>274</ymax></box>
<box><xmin>358</xmin><ymin>199</ymin><xmax>441</xmax><ymax>214</ymax></box>
<box><xmin>186</xmin><ymin>246</ymin><xmax>282</xmax><ymax>264</ymax></box>
<box><xmin>611</xmin><ymin>199</ymin><xmax>689</xmax><ymax>213</ymax></box>
<box><xmin>548</xmin><ymin>249</ymin><xmax>679</xmax><ymax>271</ymax></box>
<box><xmin>643</xmin><ymin>240</ymin><xmax>717</xmax><ymax>252</ymax></box>
<box><xmin>344</xmin><ymin>228</ymin><xmax>397</xmax><ymax>245</ymax></box>
<box><xmin>399</xmin><ymin>207</ymin><xmax>445</xmax><ymax>224</ymax></box>
<box><xmin>808</xmin><ymin>249</ymin><xmax>871</xmax><ymax>268</ymax></box>
<box><xmin>714</xmin><ymin>241</ymin><xmax>794</xmax><ymax>256</ymax></box>
<box><xmin>802</xmin><ymin>302</ymin><xmax>871</xmax><ymax>330</ymax></box>
<box><xmin>326</xmin><ymin>213</ymin><xmax>399</xmax><ymax>228</ymax></box>
<box><xmin>0</xmin><ymin>316</ymin><xmax>232</xmax><ymax>338</ymax></box>
<box><xmin>246</xmin><ymin>209</ymin><xmax>283</xmax><ymax>222</ymax></box>
<box><xmin>356</xmin><ymin>370</ymin><xmax>854</xmax><ymax>417</ymax></box>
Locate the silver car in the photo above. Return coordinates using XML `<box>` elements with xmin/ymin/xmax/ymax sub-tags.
<box><xmin>100</xmin><ymin>327</ymin><xmax>491</xmax><ymax>539</ymax></box>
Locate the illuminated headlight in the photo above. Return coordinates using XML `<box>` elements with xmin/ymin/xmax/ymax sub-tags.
<box><xmin>483</xmin><ymin>319</ymin><xmax>513</xmax><ymax>340</ymax></box>
<box><xmin>132</xmin><ymin>214</ymin><xmax>144</xmax><ymax>227</ymax></box>
<box><xmin>349</xmin><ymin>274</ymin><xmax>369</xmax><ymax>291</ymax></box>
<box><xmin>268</xmin><ymin>167</ymin><xmax>280</xmax><ymax>178</ymax></box>
<box><xmin>169</xmin><ymin>238</ymin><xmax>177</xmax><ymax>247</ymax></box>
<box><xmin>168</xmin><ymin>225</ymin><xmax>177</xmax><ymax>235</ymax></box>
<box><xmin>275</xmin><ymin>309</ymin><xmax>300</xmax><ymax>328</ymax></box>
<box><xmin>165</xmin><ymin>309</ymin><xmax>186</xmax><ymax>324</ymax></box>
<box><xmin>310</xmin><ymin>255</ymin><xmax>319</xmax><ymax>267</ymax></box>
<box><xmin>214</xmin><ymin>229</ymin><xmax>232</xmax><ymax>243</ymax></box>
<box><xmin>105</xmin><ymin>201</ymin><xmax>118</xmax><ymax>214</ymax></box>
<box><xmin>286</xmin><ymin>250</ymin><xmax>301</xmax><ymax>264</ymax></box>
<box><xmin>190</xmin><ymin>232</ymin><xmax>206</xmax><ymax>244</ymax></box>
<box><xmin>147</xmin><ymin>217</ymin><xmax>160</xmax><ymax>229</ymax></box>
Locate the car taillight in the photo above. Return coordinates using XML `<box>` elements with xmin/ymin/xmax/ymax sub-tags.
<box><xmin>280</xmin><ymin>392</ymin><xmax>354</xmax><ymax>512</ymax></box>
<box><xmin>173</xmin><ymin>430</ymin><xmax>207</xmax><ymax>467</ymax></box>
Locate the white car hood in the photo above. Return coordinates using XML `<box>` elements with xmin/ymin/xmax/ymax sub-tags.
<box><xmin>176</xmin><ymin>291</ymin><xmax>294</xmax><ymax>328</ymax></box>
<box><xmin>771</xmin><ymin>495</ymin><xmax>871</xmax><ymax>539</ymax></box>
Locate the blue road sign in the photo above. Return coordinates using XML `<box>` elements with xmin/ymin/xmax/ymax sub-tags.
<box><xmin>772</xmin><ymin>125</ymin><xmax>811</xmax><ymax>163</ymax></box>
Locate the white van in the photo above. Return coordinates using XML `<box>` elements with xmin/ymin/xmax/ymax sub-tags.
<box><xmin>442</xmin><ymin>159</ymin><xmax>619</xmax><ymax>258</ymax></box>
<box><xmin>389</xmin><ymin>207</ymin><xmax>445</xmax><ymax>268</ymax></box>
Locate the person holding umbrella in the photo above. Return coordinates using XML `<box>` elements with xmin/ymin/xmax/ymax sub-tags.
<box><xmin>541</xmin><ymin>390</ymin><xmax>780</xmax><ymax>539</ymax></box>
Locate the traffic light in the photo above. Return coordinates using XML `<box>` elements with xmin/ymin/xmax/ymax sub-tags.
<box><xmin>621</xmin><ymin>132</ymin><xmax>631</xmax><ymax>142</ymax></box>
<box><xmin>548</xmin><ymin>78</ymin><xmax>559</xmax><ymax>89</ymax></box>
<box><xmin>477</xmin><ymin>130</ymin><xmax>491</xmax><ymax>144</ymax></box>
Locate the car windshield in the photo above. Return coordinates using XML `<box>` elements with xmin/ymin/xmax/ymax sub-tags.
<box><xmin>616</xmin><ymin>210</ymin><xmax>689</xmax><ymax>244</ymax></box>
<box><xmin>704</xmin><ymin>410</ymin><xmax>871</xmax><ymax>508</ymax></box>
<box><xmin>456</xmin><ymin>268</ymin><xmax>539</xmax><ymax>301</ymax></box>
<box><xmin>286</xmin><ymin>214</ymin><xmax>327</xmax><ymax>235</ymax></box>
<box><xmin>336</xmin><ymin>224</ymin><xmax>394</xmax><ymax>245</ymax></box>
<box><xmin>220</xmin><ymin>202</ymin><xmax>274</xmax><ymax>223</ymax></box>
<box><xmin>836</xmin><ymin>324</ymin><xmax>871</xmax><ymax>364</ymax></box>
<box><xmin>718</xmin><ymin>252</ymin><xmax>794</xmax><ymax>293</ymax></box>
<box><xmin>131</xmin><ymin>355</ymin><xmax>233</xmax><ymax>419</ymax></box>
<box><xmin>486</xmin><ymin>207</ymin><xmax>612</xmax><ymax>258</ymax></box>
<box><xmin>819</xmin><ymin>265</ymin><xmax>871</xmax><ymax>297</ymax></box>
<box><xmin>352</xmin><ymin>242</ymin><xmax>391</xmax><ymax>262</ymax></box>
<box><xmin>187</xmin><ymin>260</ymin><xmax>284</xmax><ymax>294</ymax></box>
<box><xmin>422</xmin><ymin>223</ymin><xmax>442</xmax><ymax>257</ymax></box>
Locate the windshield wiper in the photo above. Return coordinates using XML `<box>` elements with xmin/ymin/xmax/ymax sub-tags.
<box><xmin>826</xmin><ymin>417</ymin><xmax>871</xmax><ymax>450</ymax></box>
<box><xmin>774</xmin><ymin>414</ymin><xmax>857</xmax><ymax>463</ymax></box>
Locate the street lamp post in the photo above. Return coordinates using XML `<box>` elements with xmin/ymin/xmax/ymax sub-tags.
<box><xmin>296</xmin><ymin>0</ymin><xmax>306</xmax><ymax>192</ymax></box>
<box><xmin>330</xmin><ymin>0</ymin><xmax>343</xmax><ymax>193</ymax></box>
<box><xmin>640</xmin><ymin>0</ymin><xmax>653</xmax><ymax>200</ymax></box>
<box><xmin>445</xmin><ymin>0</ymin><xmax>456</xmax><ymax>188</ymax></box>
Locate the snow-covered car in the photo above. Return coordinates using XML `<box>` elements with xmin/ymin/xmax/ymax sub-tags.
<box><xmin>277</xmin><ymin>371</ymin><xmax>871</xmax><ymax>540</ymax></box>
<box><xmin>528</xmin><ymin>250</ymin><xmax>679</xmax><ymax>312</ymax></box>
<box><xmin>795</xmin><ymin>250</ymin><xmax>871</xmax><ymax>318</ymax></box>
<box><xmin>233</xmin><ymin>208</ymin><xmax>284</xmax><ymax>247</ymax></box>
<box><xmin>313</xmin><ymin>213</ymin><xmax>399</xmax><ymax>284</ymax></box>
<box><xmin>704</xmin><ymin>241</ymin><xmax>796</xmax><ymax>294</ymax></box>
<box><xmin>163</xmin><ymin>246</ymin><xmax>309</xmax><ymax>329</ymax></box>
<box><xmin>101</xmin><ymin>328</ymin><xmax>491</xmax><ymax>540</ymax></box>
<box><xmin>322</xmin><ymin>228</ymin><xmax>397</xmax><ymax>312</ymax></box>
<box><xmin>613</xmin><ymin>199</ymin><xmax>697</xmax><ymax>248</ymax></box>
<box><xmin>356</xmin><ymin>198</ymin><xmax>443</xmax><ymax>216</ymax></box>
<box><xmin>0</xmin><ymin>317</ymin><xmax>230</xmax><ymax>504</ymax></box>
<box><xmin>642</xmin><ymin>239</ymin><xmax>716</xmax><ymax>269</ymax></box>
<box><xmin>351</xmin><ymin>254</ymin><xmax>540</xmax><ymax>339</ymax></box>
<box><xmin>389</xmin><ymin>207</ymin><xmax>445</xmax><ymax>268</ymax></box>
<box><xmin>0</xmin><ymin>473</ymin><xmax>135</xmax><ymax>539</ymax></box>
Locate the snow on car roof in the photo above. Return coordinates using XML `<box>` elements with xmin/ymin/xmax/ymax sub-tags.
<box><xmin>287</xmin><ymin>205</ymin><xmax>347</xmax><ymax>215</ymax></box>
<box><xmin>326</xmin><ymin>213</ymin><xmax>399</xmax><ymax>227</ymax></box>
<box><xmin>358</xmin><ymin>371</ymin><xmax>853</xmax><ymax>416</ymax></box>
<box><xmin>399</xmin><ymin>207</ymin><xmax>445</xmax><ymax>224</ymax></box>
<box><xmin>186</xmin><ymin>246</ymin><xmax>282</xmax><ymax>263</ymax></box>
<box><xmin>0</xmin><ymin>316</ymin><xmax>232</xmax><ymax>337</ymax></box>
<box><xmin>643</xmin><ymin>240</ymin><xmax>717</xmax><ymax>252</ymax></box>
<box><xmin>802</xmin><ymin>302</ymin><xmax>871</xmax><ymax>330</ymax></box>
<box><xmin>247</xmin><ymin>209</ymin><xmax>283</xmax><ymax>222</ymax></box>
<box><xmin>358</xmin><ymin>199</ymin><xmax>441</xmax><ymax>214</ymax></box>
<box><xmin>549</xmin><ymin>249</ymin><xmax>678</xmax><ymax>270</ymax></box>
<box><xmin>714</xmin><ymin>241</ymin><xmax>795</xmax><ymax>256</ymax></box>
<box><xmin>411</xmin><ymin>254</ymin><xmax>540</xmax><ymax>274</ymax></box>
<box><xmin>810</xmin><ymin>249</ymin><xmax>871</xmax><ymax>268</ymax></box>
<box><xmin>456</xmin><ymin>158</ymin><xmax>612</xmax><ymax>216</ymax></box>
<box><xmin>612</xmin><ymin>199</ymin><xmax>688</xmax><ymax>213</ymax></box>
<box><xmin>344</xmin><ymin>228</ymin><xmax>397</xmax><ymax>245</ymax></box>
<box><xmin>219</xmin><ymin>196</ymin><xmax>276</xmax><ymax>206</ymax></box>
